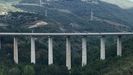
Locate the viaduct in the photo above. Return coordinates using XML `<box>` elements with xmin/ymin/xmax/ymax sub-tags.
<box><xmin>0</xmin><ymin>32</ymin><xmax>132</xmax><ymax>70</ymax></box>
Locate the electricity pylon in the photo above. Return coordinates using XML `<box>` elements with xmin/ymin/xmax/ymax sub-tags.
<box><xmin>39</xmin><ymin>0</ymin><xmax>49</xmax><ymax>17</ymax></box>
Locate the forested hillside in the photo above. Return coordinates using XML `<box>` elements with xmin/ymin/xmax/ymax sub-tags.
<box><xmin>0</xmin><ymin>0</ymin><xmax>133</xmax><ymax>75</ymax></box>
<box><xmin>14</xmin><ymin>0</ymin><xmax>133</xmax><ymax>32</ymax></box>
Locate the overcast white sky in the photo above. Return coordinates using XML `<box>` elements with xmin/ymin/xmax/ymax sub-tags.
<box><xmin>129</xmin><ymin>0</ymin><xmax>133</xmax><ymax>2</ymax></box>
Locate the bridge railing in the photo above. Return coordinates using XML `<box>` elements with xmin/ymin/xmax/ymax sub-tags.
<box><xmin>0</xmin><ymin>32</ymin><xmax>132</xmax><ymax>70</ymax></box>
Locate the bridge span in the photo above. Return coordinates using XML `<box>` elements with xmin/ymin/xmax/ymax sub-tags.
<box><xmin>0</xmin><ymin>32</ymin><xmax>133</xmax><ymax>36</ymax></box>
<box><xmin>0</xmin><ymin>32</ymin><xmax>132</xmax><ymax>70</ymax></box>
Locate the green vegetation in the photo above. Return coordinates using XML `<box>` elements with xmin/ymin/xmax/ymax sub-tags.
<box><xmin>0</xmin><ymin>4</ymin><xmax>22</xmax><ymax>13</ymax></box>
<box><xmin>0</xmin><ymin>12</ymin><xmax>133</xmax><ymax>75</ymax></box>
<box><xmin>0</xmin><ymin>0</ymin><xmax>22</xmax><ymax>14</ymax></box>
<box><xmin>0</xmin><ymin>54</ymin><xmax>133</xmax><ymax>75</ymax></box>
<box><xmin>23</xmin><ymin>65</ymin><xmax>35</xmax><ymax>75</ymax></box>
<box><xmin>0</xmin><ymin>0</ymin><xmax>133</xmax><ymax>75</ymax></box>
<box><xmin>0</xmin><ymin>0</ymin><xmax>21</xmax><ymax>3</ymax></box>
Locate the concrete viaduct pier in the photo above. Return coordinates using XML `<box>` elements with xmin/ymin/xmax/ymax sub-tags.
<box><xmin>0</xmin><ymin>32</ymin><xmax>132</xmax><ymax>70</ymax></box>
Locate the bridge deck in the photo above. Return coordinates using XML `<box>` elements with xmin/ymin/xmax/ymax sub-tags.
<box><xmin>0</xmin><ymin>32</ymin><xmax>133</xmax><ymax>36</ymax></box>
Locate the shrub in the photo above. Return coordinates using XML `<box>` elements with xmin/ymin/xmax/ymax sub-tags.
<box><xmin>22</xmin><ymin>65</ymin><xmax>35</xmax><ymax>75</ymax></box>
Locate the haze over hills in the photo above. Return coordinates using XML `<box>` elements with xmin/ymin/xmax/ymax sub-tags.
<box><xmin>101</xmin><ymin>0</ymin><xmax>133</xmax><ymax>9</ymax></box>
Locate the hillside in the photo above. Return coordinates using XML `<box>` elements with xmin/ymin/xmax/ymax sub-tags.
<box><xmin>0</xmin><ymin>4</ymin><xmax>22</xmax><ymax>13</ymax></box>
<box><xmin>0</xmin><ymin>0</ymin><xmax>133</xmax><ymax>32</ymax></box>
<box><xmin>0</xmin><ymin>0</ymin><xmax>21</xmax><ymax>3</ymax></box>
<box><xmin>0</xmin><ymin>0</ymin><xmax>22</xmax><ymax>14</ymax></box>
<box><xmin>101</xmin><ymin>0</ymin><xmax>133</xmax><ymax>9</ymax></box>
<box><xmin>12</xmin><ymin>0</ymin><xmax>133</xmax><ymax>32</ymax></box>
<box><xmin>0</xmin><ymin>0</ymin><xmax>133</xmax><ymax>75</ymax></box>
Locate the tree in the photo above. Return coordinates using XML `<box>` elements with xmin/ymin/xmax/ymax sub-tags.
<box><xmin>43</xmin><ymin>65</ymin><xmax>69</xmax><ymax>75</ymax></box>
<box><xmin>22</xmin><ymin>65</ymin><xmax>35</xmax><ymax>75</ymax></box>
<box><xmin>0</xmin><ymin>67</ymin><xmax>6</xmax><ymax>75</ymax></box>
<box><xmin>8</xmin><ymin>67</ymin><xmax>21</xmax><ymax>75</ymax></box>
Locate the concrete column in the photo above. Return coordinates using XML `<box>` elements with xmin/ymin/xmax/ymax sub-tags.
<box><xmin>66</xmin><ymin>37</ymin><xmax>71</xmax><ymax>70</ymax></box>
<box><xmin>14</xmin><ymin>37</ymin><xmax>18</xmax><ymax>64</ymax></box>
<box><xmin>39</xmin><ymin>0</ymin><xmax>42</xmax><ymax>5</ymax></box>
<box><xmin>0</xmin><ymin>37</ymin><xmax>1</xmax><ymax>50</ymax></box>
<box><xmin>45</xmin><ymin>9</ymin><xmax>48</xmax><ymax>17</ymax></box>
<box><xmin>100</xmin><ymin>36</ymin><xmax>106</xmax><ymax>60</ymax></box>
<box><xmin>117</xmin><ymin>36</ymin><xmax>122</xmax><ymax>56</ymax></box>
<box><xmin>48</xmin><ymin>36</ymin><xmax>53</xmax><ymax>65</ymax></box>
<box><xmin>31</xmin><ymin>37</ymin><xmax>36</xmax><ymax>64</ymax></box>
<box><xmin>82</xmin><ymin>37</ymin><xmax>87</xmax><ymax>66</ymax></box>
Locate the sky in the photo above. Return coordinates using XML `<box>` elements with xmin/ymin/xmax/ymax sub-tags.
<box><xmin>129</xmin><ymin>0</ymin><xmax>133</xmax><ymax>2</ymax></box>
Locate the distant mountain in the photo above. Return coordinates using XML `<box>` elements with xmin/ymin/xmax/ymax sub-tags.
<box><xmin>101</xmin><ymin>0</ymin><xmax>133</xmax><ymax>9</ymax></box>
<box><xmin>1</xmin><ymin>0</ymin><xmax>133</xmax><ymax>32</ymax></box>
<box><xmin>9</xmin><ymin>0</ymin><xmax>132</xmax><ymax>32</ymax></box>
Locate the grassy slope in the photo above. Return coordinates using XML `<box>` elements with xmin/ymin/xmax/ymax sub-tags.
<box><xmin>0</xmin><ymin>0</ymin><xmax>22</xmax><ymax>13</ymax></box>
<box><xmin>0</xmin><ymin>0</ymin><xmax>21</xmax><ymax>2</ymax></box>
<box><xmin>0</xmin><ymin>4</ymin><xmax>22</xmax><ymax>12</ymax></box>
